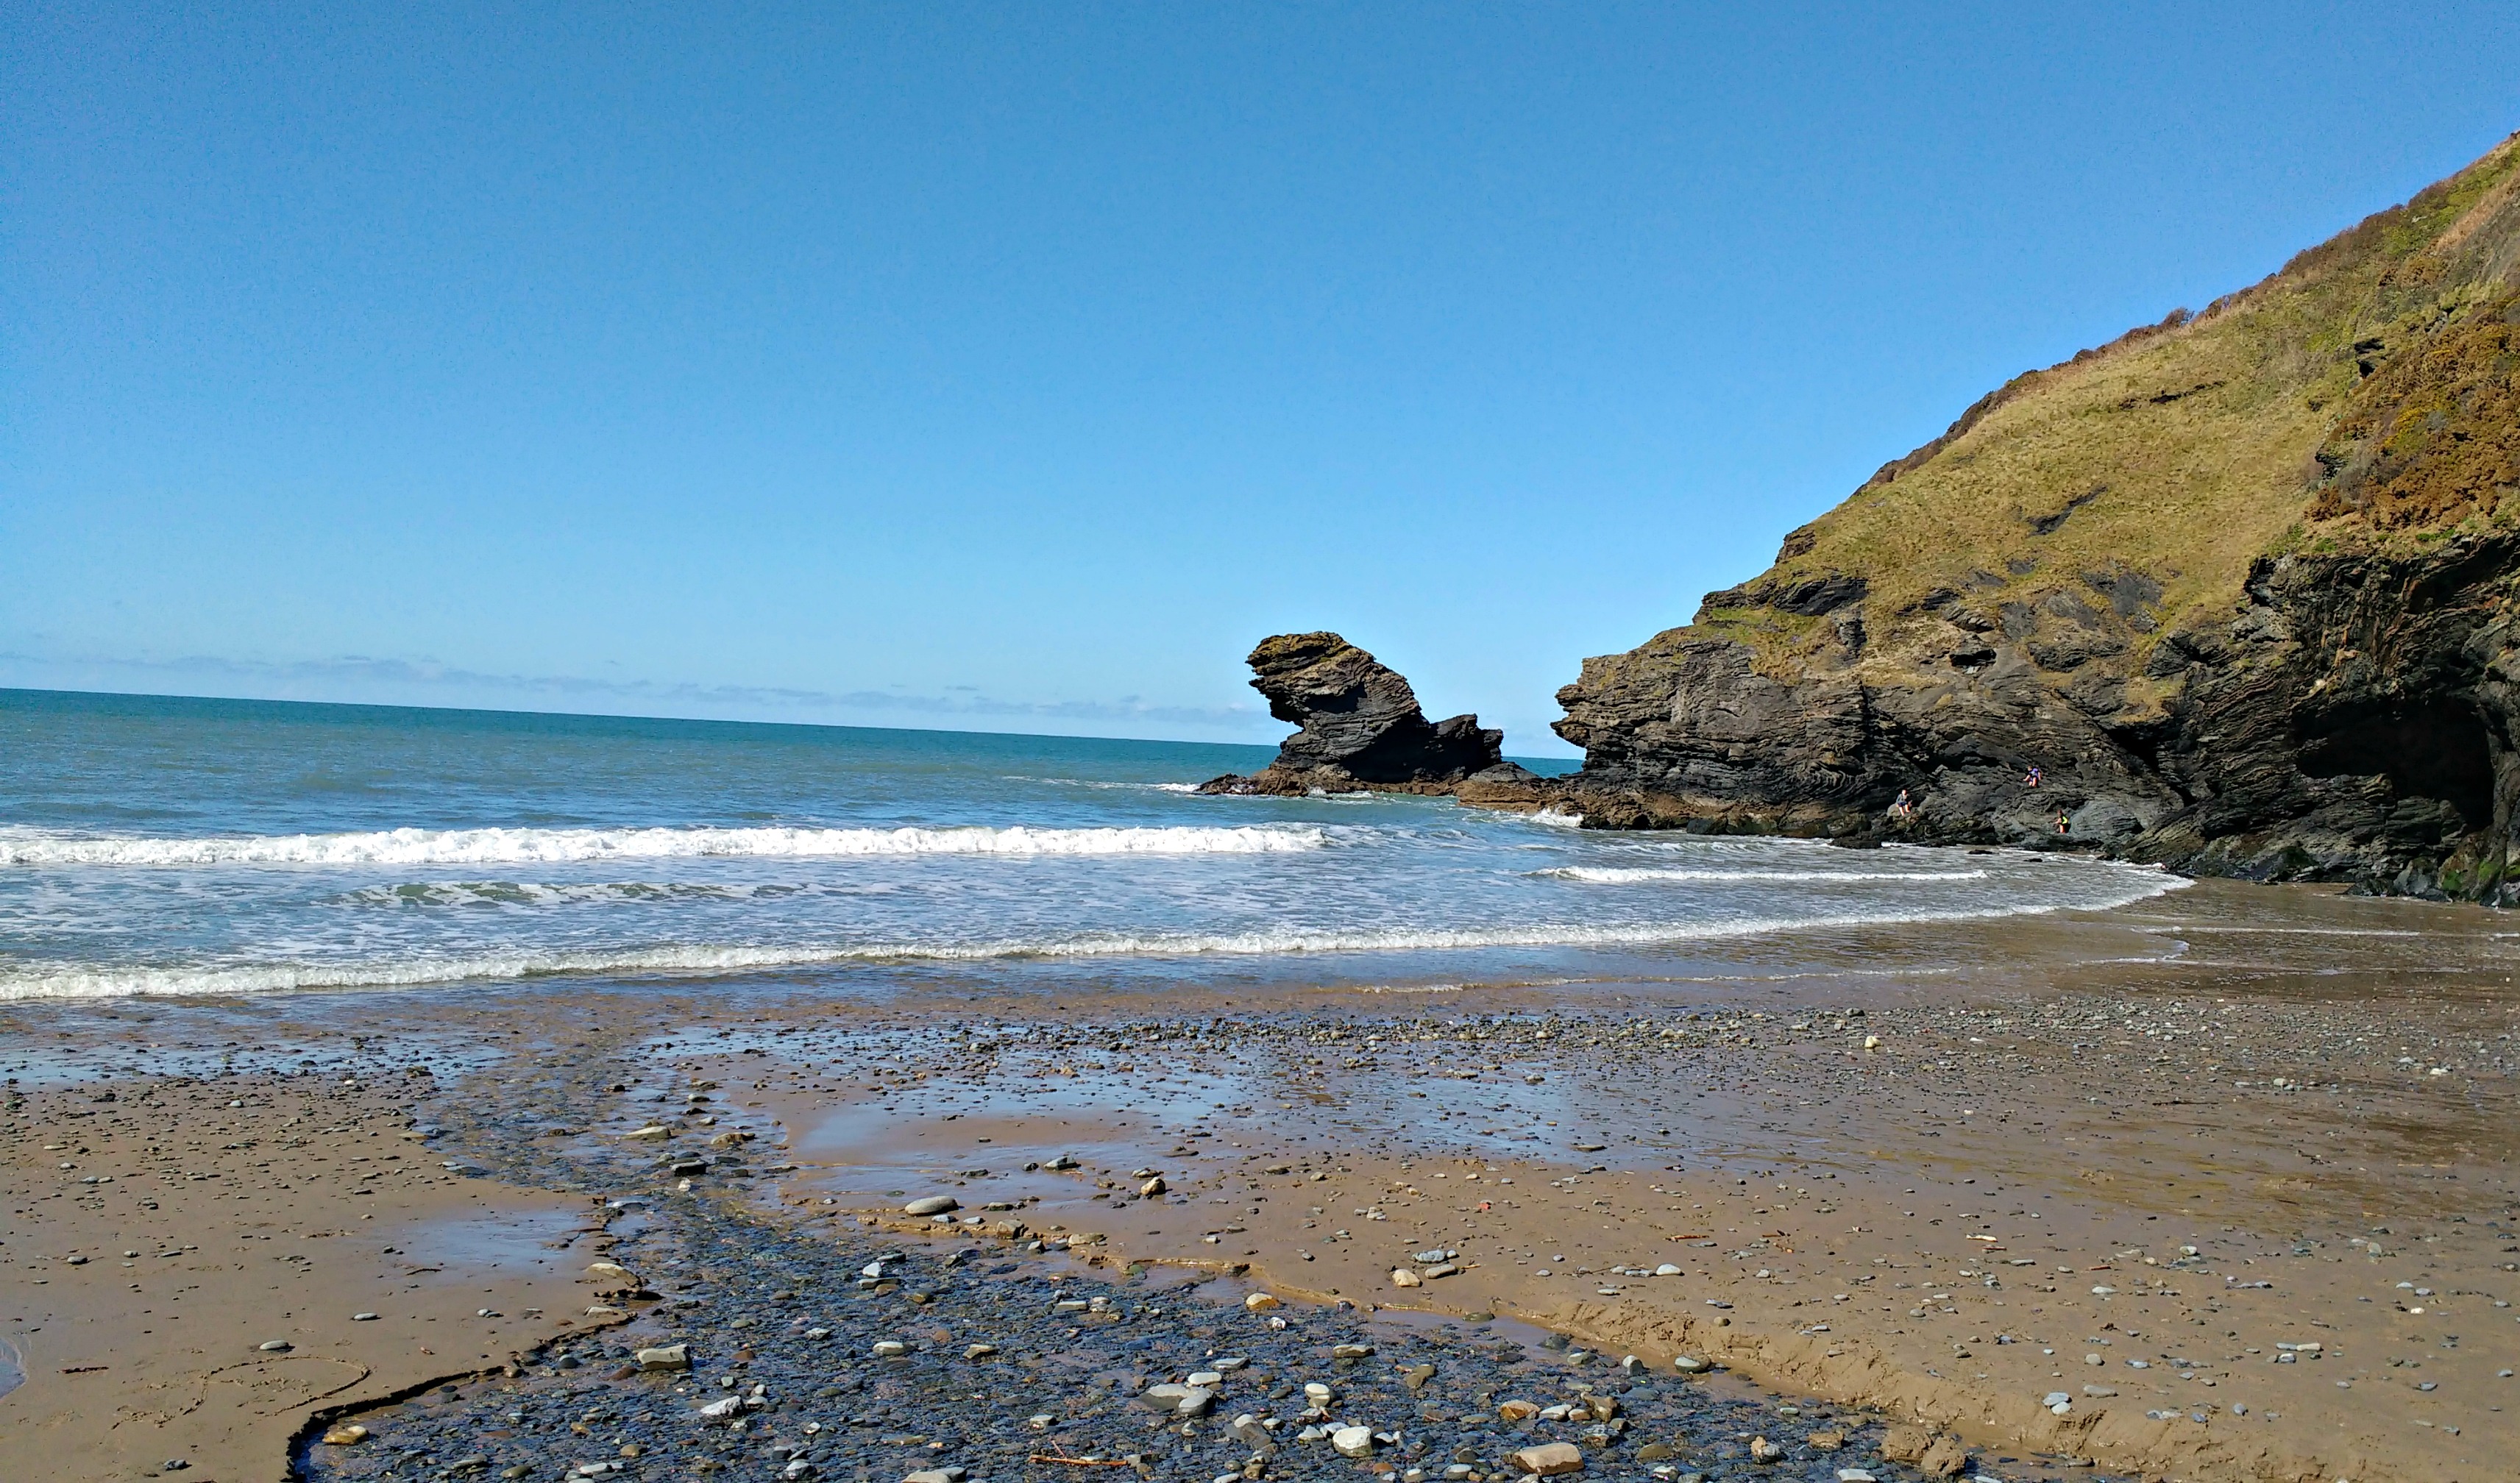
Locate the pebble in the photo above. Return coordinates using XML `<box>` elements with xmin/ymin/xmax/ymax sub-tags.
<box><xmin>632</xmin><ymin>1344</ymin><xmax>687</xmax><ymax>1371</ymax></box>
<box><xmin>288</xmin><ymin>1020</ymin><xmax>1944</xmax><ymax>1483</ymax></box>
<box><xmin>902</xmin><ymin>1196</ymin><xmax>959</xmax><ymax>1216</ymax></box>
<box><xmin>1509</xmin><ymin>1440</ymin><xmax>1585</xmax><ymax>1475</ymax></box>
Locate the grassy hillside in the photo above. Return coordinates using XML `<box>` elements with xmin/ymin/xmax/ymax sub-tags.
<box><xmin>1703</xmin><ymin>131</ymin><xmax>2520</xmax><ymax>680</ymax></box>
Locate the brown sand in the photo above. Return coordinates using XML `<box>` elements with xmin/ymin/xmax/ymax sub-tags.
<box><xmin>5</xmin><ymin>877</ymin><xmax>2517</xmax><ymax>1482</ymax></box>
<box><xmin>0</xmin><ymin>1072</ymin><xmax>598</xmax><ymax>1482</ymax></box>
<box><xmin>670</xmin><ymin>881</ymin><xmax>2519</xmax><ymax>1482</ymax></box>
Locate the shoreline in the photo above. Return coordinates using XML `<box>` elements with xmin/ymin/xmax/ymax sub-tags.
<box><xmin>2</xmin><ymin>878</ymin><xmax>2514</xmax><ymax>1481</ymax></box>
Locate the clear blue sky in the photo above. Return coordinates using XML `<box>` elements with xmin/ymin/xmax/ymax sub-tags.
<box><xmin>5</xmin><ymin>3</ymin><xmax>2515</xmax><ymax>753</ymax></box>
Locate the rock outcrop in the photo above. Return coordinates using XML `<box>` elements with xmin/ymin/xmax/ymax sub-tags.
<box><xmin>1199</xmin><ymin>632</ymin><xmax>1538</xmax><ymax>797</ymax></box>
<box><xmin>1552</xmin><ymin>131</ymin><xmax>2520</xmax><ymax>900</ymax></box>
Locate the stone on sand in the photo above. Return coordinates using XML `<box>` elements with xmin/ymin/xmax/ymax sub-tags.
<box><xmin>1508</xmin><ymin>1441</ymin><xmax>1583</xmax><ymax>1476</ymax></box>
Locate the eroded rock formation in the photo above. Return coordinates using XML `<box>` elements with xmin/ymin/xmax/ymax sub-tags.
<box><xmin>1550</xmin><ymin>131</ymin><xmax>2520</xmax><ymax>900</ymax></box>
<box><xmin>1198</xmin><ymin>632</ymin><xmax>1538</xmax><ymax>797</ymax></box>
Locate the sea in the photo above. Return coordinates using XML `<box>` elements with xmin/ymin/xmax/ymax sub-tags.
<box><xmin>0</xmin><ymin>689</ymin><xmax>2184</xmax><ymax>1006</ymax></box>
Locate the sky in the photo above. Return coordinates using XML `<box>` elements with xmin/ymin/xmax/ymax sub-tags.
<box><xmin>4</xmin><ymin>4</ymin><xmax>2516</xmax><ymax>754</ymax></box>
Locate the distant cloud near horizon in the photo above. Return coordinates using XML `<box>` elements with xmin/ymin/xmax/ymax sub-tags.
<box><xmin>0</xmin><ymin>649</ymin><xmax>1273</xmax><ymax>737</ymax></box>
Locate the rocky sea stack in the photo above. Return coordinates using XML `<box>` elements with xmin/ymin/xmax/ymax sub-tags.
<box><xmin>1199</xmin><ymin>632</ymin><xmax>1541</xmax><ymax>797</ymax></box>
<box><xmin>1552</xmin><ymin>132</ymin><xmax>2520</xmax><ymax>900</ymax></box>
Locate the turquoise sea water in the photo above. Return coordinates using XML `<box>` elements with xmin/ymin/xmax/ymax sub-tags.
<box><xmin>0</xmin><ymin>689</ymin><xmax>2182</xmax><ymax>1003</ymax></box>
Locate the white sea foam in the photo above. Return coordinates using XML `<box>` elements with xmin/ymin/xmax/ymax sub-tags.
<box><xmin>1000</xmin><ymin>775</ymin><xmax>1207</xmax><ymax>794</ymax></box>
<box><xmin>0</xmin><ymin>822</ymin><xmax>1327</xmax><ymax>868</ymax></box>
<box><xmin>1538</xmin><ymin>866</ymin><xmax>1992</xmax><ymax>884</ymax></box>
<box><xmin>0</xmin><ymin>872</ymin><xmax>2185</xmax><ymax>1000</ymax></box>
<box><xmin>332</xmin><ymin>880</ymin><xmax>816</xmax><ymax>907</ymax></box>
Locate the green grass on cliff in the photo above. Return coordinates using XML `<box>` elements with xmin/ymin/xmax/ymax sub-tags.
<box><xmin>1707</xmin><ymin>132</ymin><xmax>2520</xmax><ymax>672</ymax></box>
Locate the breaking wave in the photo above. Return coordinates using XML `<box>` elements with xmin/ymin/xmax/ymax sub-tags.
<box><xmin>0</xmin><ymin>822</ymin><xmax>1327</xmax><ymax>868</ymax></box>
<box><xmin>1538</xmin><ymin>866</ymin><xmax>1992</xmax><ymax>884</ymax></box>
<box><xmin>0</xmin><ymin>876</ymin><xmax>2185</xmax><ymax>1000</ymax></box>
<box><xmin>331</xmin><ymin>881</ymin><xmax>821</xmax><ymax>907</ymax></box>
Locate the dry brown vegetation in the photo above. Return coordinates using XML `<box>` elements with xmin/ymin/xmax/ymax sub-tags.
<box><xmin>1697</xmin><ymin>131</ymin><xmax>2520</xmax><ymax>674</ymax></box>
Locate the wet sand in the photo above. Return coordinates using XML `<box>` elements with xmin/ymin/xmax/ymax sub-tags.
<box><xmin>4</xmin><ymin>878</ymin><xmax>2516</xmax><ymax>1482</ymax></box>
<box><xmin>0</xmin><ymin>1070</ymin><xmax>600</xmax><ymax>1482</ymax></box>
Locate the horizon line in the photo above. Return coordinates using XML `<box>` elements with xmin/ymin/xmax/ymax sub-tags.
<box><xmin>0</xmin><ymin>683</ymin><xmax>1585</xmax><ymax>769</ymax></box>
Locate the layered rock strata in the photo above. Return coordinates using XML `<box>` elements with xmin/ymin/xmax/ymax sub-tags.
<box><xmin>1198</xmin><ymin>632</ymin><xmax>1539</xmax><ymax>797</ymax></box>
<box><xmin>1551</xmin><ymin>132</ymin><xmax>2520</xmax><ymax>899</ymax></box>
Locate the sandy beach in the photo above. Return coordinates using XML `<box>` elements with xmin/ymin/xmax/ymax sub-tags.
<box><xmin>18</xmin><ymin>27</ymin><xmax>2520</xmax><ymax>1483</ymax></box>
<box><xmin>0</xmin><ymin>1071</ymin><xmax>600</xmax><ymax>1480</ymax></box>
<box><xmin>4</xmin><ymin>878</ymin><xmax>2514</xmax><ymax>1483</ymax></box>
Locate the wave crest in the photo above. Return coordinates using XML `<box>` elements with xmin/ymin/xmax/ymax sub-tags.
<box><xmin>0</xmin><ymin>875</ymin><xmax>2186</xmax><ymax>1000</ymax></box>
<box><xmin>0</xmin><ymin>822</ymin><xmax>1327</xmax><ymax>868</ymax></box>
<box><xmin>1538</xmin><ymin>866</ymin><xmax>1991</xmax><ymax>884</ymax></box>
<box><xmin>332</xmin><ymin>880</ymin><xmax>818</xmax><ymax>907</ymax></box>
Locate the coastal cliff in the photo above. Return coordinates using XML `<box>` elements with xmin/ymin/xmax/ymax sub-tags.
<box><xmin>1553</xmin><ymin>132</ymin><xmax>2520</xmax><ymax>899</ymax></box>
<box><xmin>1199</xmin><ymin>632</ymin><xmax>1539</xmax><ymax>796</ymax></box>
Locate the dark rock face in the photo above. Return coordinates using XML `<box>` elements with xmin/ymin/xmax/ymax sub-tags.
<box><xmin>1199</xmin><ymin>633</ymin><xmax>1536</xmax><ymax>797</ymax></box>
<box><xmin>1548</xmin><ymin>134</ymin><xmax>2520</xmax><ymax>898</ymax></box>
<box><xmin>1553</xmin><ymin>532</ymin><xmax>2520</xmax><ymax>900</ymax></box>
